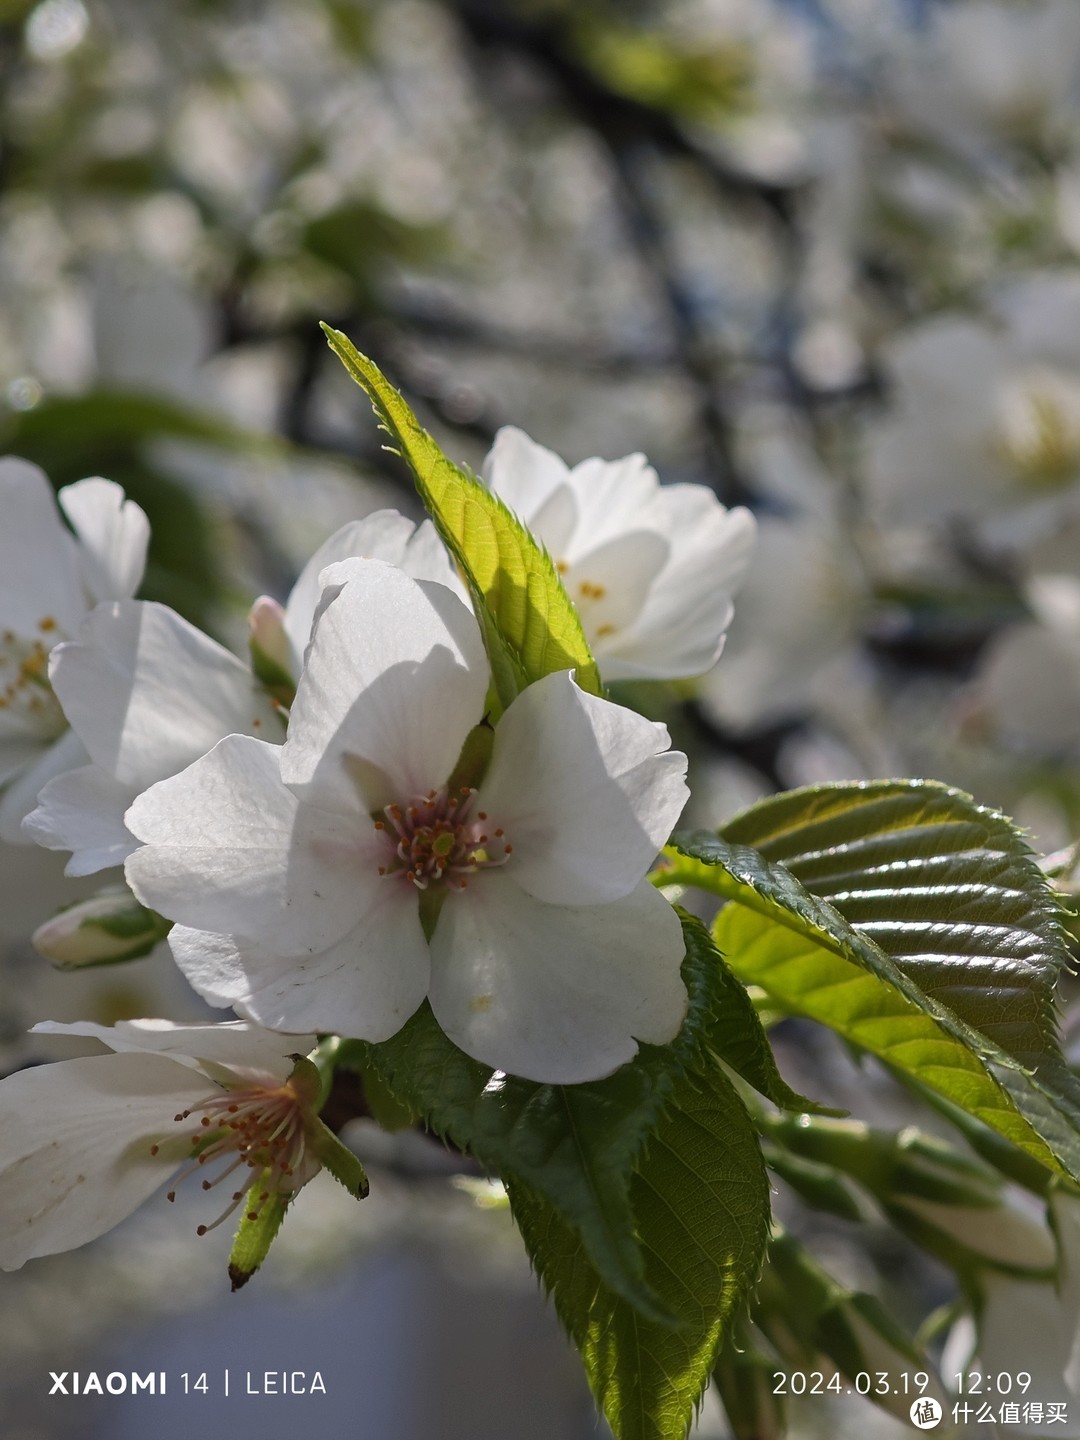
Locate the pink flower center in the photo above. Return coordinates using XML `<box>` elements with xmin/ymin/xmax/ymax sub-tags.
<box><xmin>374</xmin><ymin>785</ymin><xmax>512</xmax><ymax>891</ymax></box>
<box><xmin>151</xmin><ymin>1078</ymin><xmax>309</xmax><ymax>1236</ymax></box>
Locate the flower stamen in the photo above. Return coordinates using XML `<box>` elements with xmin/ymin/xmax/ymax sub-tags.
<box><xmin>153</xmin><ymin>1077</ymin><xmax>309</xmax><ymax>1235</ymax></box>
<box><xmin>373</xmin><ymin>786</ymin><xmax>512</xmax><ymax>891</ymax></box>
<box><xmin>0</xmin><ymin>627</ymin><xmax>67</xmax><ymax>735</ymax></box>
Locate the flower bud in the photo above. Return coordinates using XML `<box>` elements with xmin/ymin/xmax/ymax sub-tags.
<box><xmin>32</xmin><ymin>888</ymin><xmax>171</xmax><ymax>970</ymax></box>
<box><xmin>248</xmin><ymin>595</ymin><xmax>295</xmax><ymax>702</ymax></box>
<box><xmin>758</xmin><ymin>1230</ymin><xmax>943</xmax><ymax>1421</ymax></box>
<box><xmin>889</xmin><ymin>1193</ymin><xmax>1055</xmax><ymax>1272</ymax></box>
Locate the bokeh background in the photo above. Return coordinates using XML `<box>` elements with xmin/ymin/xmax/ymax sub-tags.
<box><xmin>4</xmin><ymin>0</ymin><xmax>1080</xmax><ymax>1435</ymax></box>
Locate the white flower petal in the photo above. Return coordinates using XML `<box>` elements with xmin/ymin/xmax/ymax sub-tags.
<box><xmin>0</xmin><ymin>1051</ymin><xmax>210</xmax><ymax>1270</ymax></box>
<box><xmin>865</xmin><ymin>318</ymin><xmax>1012</xmax><ymax>523</ymax></box>
<box><xmin>22</xmin><ymin>765</ymin><xmax>136</xmax><ymax>875</ymax></box>
<box><xmin>51</xmin><ymin>600</ymin><xmax>280</xmax><ymax>791</ymax></box>
<box><xmin>478</xmin><ymin>671</ymin><xmax>688</xmax><ymax>905</ymax></box>
<box><xmin>429</xmin><ymin>875</ymin><xmax>687</xmax><ymax>1083</ymax></box>
<box><xmin>281</xmin><ymin>560</ymin><xmax>488</xmax><ymax>814</ymax></box>
<box><xmin>0</xmin><ymin>728</ymin><xmax>87</xmax><ymax>844</ymax></box>
<box><xmin>169</xmin><ymin>890</ymin><xmax>430</xmax><ymax>1042</ymax></box>
<box><xmin>563</xmin><ymin>453</ymin><xmax>660</xmax><ymax>556</ymax></box>
<box><xmin>398</xmin><ymin>519</ymin><xmax>467</xmax><ymax>599</ymax></box>
<box><xmin>523</xmin><ymin>481</ymin><xmax>579</xmax><ymax>559</ymax></box>
<box><xmin>562</xmin><ymin>529</ymin><xmax>669</xmax><ymax>644</ymax></box>
<box><xmin>283</xmin><ymin>510</ymin><xmax>423</xmax><ymax>673</ymax></box>
<box><xmin>482</xmin><ymin>426</ymin><xmax>570</xmax><ymax>517</ymax></box>
<box><xmin>0</xmin><ymin>457</ymin><xmax>84</xmax><ymax>637</ymax></box>
<box><xmin>32</xmin><ymin>1018</ymin><xmax>314</xmax><ymax>1083</ymax></box>
<box><xmin>602</xmin><ymin>495</ymin><xmax>757</xmax><ymax>680</ymax></box>
<box><xmin>978</xmin><ymin>622</ymin><xmax>1080</xmax><ymax>751</ymax></box>
<box><xmin>58</xmin><ymin>477</ymin><xmax>149</xmax><ymax>603</ymax></box>
<box><xmin>126</xmin><ymin>735</ymin><xmax>373</xmax><ymax>952</ymax></box>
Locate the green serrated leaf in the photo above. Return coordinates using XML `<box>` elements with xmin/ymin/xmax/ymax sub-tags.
<box><xmin>660</xmin><ymin>831</ymin><xmax>1079</xmax><ymax>1182</ymax></box>
<box><xmin>897</xmin><ymin>1074</ymin><xmax>1055</xmax><ymax>1195</ymax></box>
<box><xmin>721</xmin><ymin>781</ymin><xmax>1070</xmax><ymax>1072</ymax></box>
<box><xmin>512</xmin><ymin>1060</ymin><xmax>770</xmax><ymax>1440</ymax></box>
<box><xmin>355</xmin><ymin>911</ymin><xmax>717</xmax><ymax>1326</ymax></box>
<box><xmin>702</xmin><ymin>931</ymin><xmax>842</xmax><ymax>1116</ymax></box>
<box><xmin>332</xmin><ymin>1045</ymin><xmax>420</xmax><ymax>1133</ymax></box>
<box><xmin>717</xmin><ymin>781</ymin><xmax>1080</xmax><ymax>1177</ymax></box>
<box><xmin>320</xmin><ymin>326</ymin><xmax>602</xmax><ymax>710</ymax></box>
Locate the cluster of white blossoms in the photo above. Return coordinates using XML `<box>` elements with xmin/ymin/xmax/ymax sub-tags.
<box><xmin>0</xmin><ymin>432</ymin><xmax>755</xmax><ymax>1271</ymax></box>
<box><xmin>0</xmin><ymin>458</ymin><xmax>148</xmax><ymax>842</ymax></box>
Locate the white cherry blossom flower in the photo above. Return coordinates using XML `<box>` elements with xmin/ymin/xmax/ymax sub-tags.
<box><xmin>482</xmin><ymin>427</ymin><xmax>756</xmax><ymax>682</ymax></box>
<box><xmin>23</xmin><ymin>510</ymin><xmax>457</xmax><ymax>877</ymax></box>
<box><xmin>23</xmin><ymin>600</ymin><xmax>282</xmax><ymax>876</ymax></box>
<box><xmin>698</xmin><ymin>423</ymin><xmax>868</xmax><ymax>734</ymax></box>
<box><xmin>0</xmin><ymin>458</ymin><xmax>148</xmax><ymax>842</ymax></box>
<box><xmin>865</xmin><ymin>273</ymin><xmax>1080</xmax><ymax>540</ymax></box>
<box><xmin>968</xmin><ymin>517</ymin><xmax>1080</xmax><ymax>756</ymax></box>
<box><xmin>125</xmin><ymin>559</ymin><xmax>689</xmax><ymax>1085</ymax></box>
<box><xmin>0</xmin><ymin>1019</ymin><xmax>328</xmax><ymax>1271</ymax></box>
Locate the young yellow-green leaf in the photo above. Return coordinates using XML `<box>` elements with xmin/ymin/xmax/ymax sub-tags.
<box><xmin>320</xmin><ymin>326</ymin><xmax>602</xmax><ymax>709</ymax></box>
<box><xmin>659</xmin><ymin>834</ymin><xmax>1077</xmax><ymax>1181</ymax></box>
<box><xmin>512</xmin><ymin>1060</ymin><xmax>769</xmax><ymax>1440</ymax></box>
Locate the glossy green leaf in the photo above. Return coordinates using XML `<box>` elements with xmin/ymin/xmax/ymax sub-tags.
<box><xmin>512</xmin><ymin>1059</ymin><xmax>769</xmax><ymax>1440</ymax></box>
<box><xmin>660</xmin><ymin>832</ymin><xmax>1078</xmax><ymax>1180</ymax></box>
<box><xmin>721</xmin><ymin>781</ymin><xmax>1069</xmax><ymax>1072</ymax></box>
<box><xmin>719</xmin><ymin>781</ymin><xmax>1080</xmax><ymax>1173</ymax></box>
<box><xmin>320</xmin><ymin>327</ymin><xmax>602</xmax><ymax>710</ymax></box>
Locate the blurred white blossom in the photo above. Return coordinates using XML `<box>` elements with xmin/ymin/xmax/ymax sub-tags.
<box><xmin>0</xmin><ymin>459</ymin><xmax>148</xmax><ymax>843</ymax></box>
